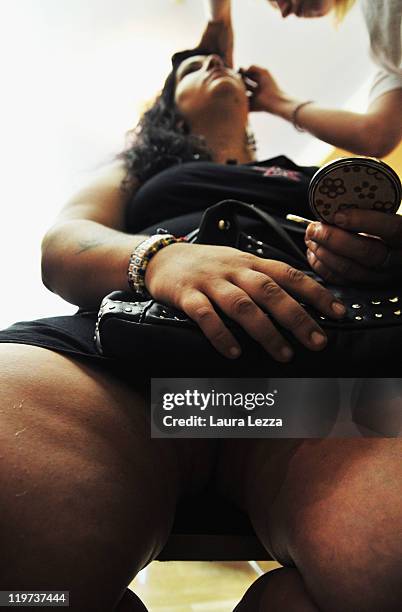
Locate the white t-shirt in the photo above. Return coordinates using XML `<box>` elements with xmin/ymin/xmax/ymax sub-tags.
<box><xmin>359</xmin><ymin>0</ymin><xmax>402</xmax><ymax>102</ymax></box>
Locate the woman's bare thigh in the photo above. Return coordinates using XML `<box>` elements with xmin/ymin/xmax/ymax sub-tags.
<box><xmin>0</xmin><ymin>343</ymin><xmax>217</xmax><ymax>611</ymax></box>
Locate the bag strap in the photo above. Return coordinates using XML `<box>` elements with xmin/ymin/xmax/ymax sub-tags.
<box><xmin>194</xmin><ymin>199</ymin><xmax>307</xmax><ymax>264</ymax></box>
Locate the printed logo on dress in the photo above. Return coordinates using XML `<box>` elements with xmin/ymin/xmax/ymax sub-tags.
<box><xmin>252</xmin><ymin>166</ymin><xmax>301</xmax><ymax>181</ymax></box>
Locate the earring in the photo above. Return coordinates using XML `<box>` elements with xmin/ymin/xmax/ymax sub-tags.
<box><xmin>246</xmin><ymin>125</ymin><xmax>257</xmax><ymax>153</ymax></box>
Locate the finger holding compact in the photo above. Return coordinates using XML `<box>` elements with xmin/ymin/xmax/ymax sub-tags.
<box><xmin>306</xmin><ymin>157</ymin><xmax>402</xmax><ymax>273</ymax></box>
<box><xmin>305</xmin><ymin>212</ymin><xmax>402</xmax><ymax>275</ymax></box>
<box><xmin>331</xmin><ymin>208</ymin><xmax>402</xmax><ymax>250</ymax></box>
<box><xmin>305</xmin><ymin>241</ymin><xmax>397</xmax><ymax>285</ymax></box>
<box><xmin>305</xmin><ymin>219</ymin><xmax>389</xmax><ymax>269</ymax></box>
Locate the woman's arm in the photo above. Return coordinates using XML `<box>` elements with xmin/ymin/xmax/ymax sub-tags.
<box><xmin>244</xmin><ymin>65</ymin><xmax>402</xmax><ymax>157</ymax></box>
<box><xmin>41</xmin><ymin>162</ymin><xmax>148</xmax><ymax>309</ymax></box>
<box><xmin>42</xmin><ymin>159</ymin><xmax>346</xmax><ymax>361</ymax></box>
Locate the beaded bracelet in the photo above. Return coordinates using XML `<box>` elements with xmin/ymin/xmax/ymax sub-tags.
<box><xmin>127</xmin><ymin>234</ymin><xmax>187</xmax><ymax>298</ymax></box>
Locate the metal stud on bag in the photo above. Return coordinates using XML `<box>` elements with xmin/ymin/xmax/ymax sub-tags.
<box><xmin>218</xmin><ymin>219</ymin><xmax>231</xmax><ymax>230</ymax></box>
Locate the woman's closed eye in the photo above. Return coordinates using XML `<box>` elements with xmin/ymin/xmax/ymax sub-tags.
<box><xmin>180</xmin><ymin>62</ymin><xmax>203</xmax><ymax>78</ymax></box>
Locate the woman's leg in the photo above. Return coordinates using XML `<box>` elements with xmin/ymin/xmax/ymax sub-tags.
<box><xmin>233</xmin><ymin>567</ymin><xmax>320</xmax><ymax>611</ymax></box>
<box><xmin>215</xmin><ymin>438</ymin><xmax>402</xmax><ymax>612</ymax></box>
<box><xmin>0</xmin><ymin>344</ymin><xmax>217</xmax><ymax>612</ymax></box>
<box><xmin>115</xmin><ymin>589</ymin><xmax>148</xmax><ymax>611</ymax></box>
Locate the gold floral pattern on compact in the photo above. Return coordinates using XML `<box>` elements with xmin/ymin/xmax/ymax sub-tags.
<box><xmin>308</xmin><ymin>157</ymin><xmax>401</xmax><ymax>224</ymax></box>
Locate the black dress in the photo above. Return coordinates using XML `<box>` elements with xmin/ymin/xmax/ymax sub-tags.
<box><xmin>0</xmin><ymin>156</ymin><xmax>401</xmax><ymax>379</ymax></box>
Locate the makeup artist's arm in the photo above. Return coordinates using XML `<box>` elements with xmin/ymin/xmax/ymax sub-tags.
<box><xmin>204</xmin><ymin>0</ymin><xmax>231</xmax><ymax>21</ymax></box>
<box><xmin>200</xmin><ymin>0</ymin><xmax>233</xmax><ymax>66</ymax></box>
<box><xmin>243</xmin><ymin>65</ymin><xmax>402</xmax><ymax>157</ymax></box>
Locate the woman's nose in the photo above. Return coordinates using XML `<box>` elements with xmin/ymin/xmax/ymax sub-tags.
<box><xmin>206</xmin><ymin>54</ymin><xmax>225</xmax><ymax>70</ymax></box>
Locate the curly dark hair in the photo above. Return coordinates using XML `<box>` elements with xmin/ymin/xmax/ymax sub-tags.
<box><xmin>118</xmin><ymin>47</ymin><xmax>215</xmax><ymax>188</ymax></box>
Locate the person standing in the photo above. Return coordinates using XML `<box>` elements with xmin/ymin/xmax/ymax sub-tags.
<box><xmin>202</xmin><ymin>0</ymin><xmax>402</xmax><ymax>157</ymax></box>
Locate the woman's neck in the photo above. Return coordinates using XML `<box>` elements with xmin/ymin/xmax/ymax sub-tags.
<box><xmin>191</xmin><ymin>117</ymin><xmax>256</xmax><ymax>165</ymax></box>
<box><xmin>209</xmin><ymin>136</ymin><xmax>255</xmax><ymax>165</ymax></box>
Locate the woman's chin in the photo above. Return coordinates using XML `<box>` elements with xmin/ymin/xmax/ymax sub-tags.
<box><xmin>208</xmin><ymin>79</ymin><xmax>248</xmax><ymax>103</ymax></box>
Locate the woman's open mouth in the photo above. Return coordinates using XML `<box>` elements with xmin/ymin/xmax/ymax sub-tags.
<box><xmin>207</xmin><ymin>68</ymin><xmax>231</xmax><ymax>82</ymax></box>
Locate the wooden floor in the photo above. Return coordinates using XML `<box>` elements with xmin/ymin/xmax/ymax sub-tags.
<box><xmin>129</xmin><ymin>560</ymin><xmax>281</xmax><ymax>611</ymax></box>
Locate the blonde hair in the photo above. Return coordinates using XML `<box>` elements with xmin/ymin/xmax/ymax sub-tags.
<box><xmin>334</xmin><ymin>0</ymin><xmax>356</xmax><ymax>23</ymax></box>
<box><xmin>267</xmin><ymin>1</ymin><xmax>356</xmax><ymax>22</ymax></box>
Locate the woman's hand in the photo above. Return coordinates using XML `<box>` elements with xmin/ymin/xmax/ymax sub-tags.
<box><xmin>305</xmin><ymin>210</ymin><xmax>402</xmax><ymax>285</ymax></box>
<box><xmin>239</xmin><ymin>65</ymin><xmax>287</xmax><ymax>113</ymax></box>
<box><xmin>198</xmin><ymin>19</ymin><xmax>234</xmax><ymax>67</ymax></box>
<box><xmin>145</xmin><ymin>242</ymin><xmax>346</xmax><ymax>361</ymax></box>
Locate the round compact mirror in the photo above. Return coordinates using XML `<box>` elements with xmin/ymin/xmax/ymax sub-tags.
<box><xmin>309</xmin><ymin>157</ymin><xmax>401</xmax><ymax>224</ymax></box>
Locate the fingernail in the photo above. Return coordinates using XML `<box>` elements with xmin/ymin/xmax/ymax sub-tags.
<box><xmin>307</xmin><ymin>249</ymin><xmax>315</xmax><ymax>262</ymax></box>
<box><xmin>280</xmin><ymin>346</ymin><xmax>294</xmax><ymax>361</ymax></box>
<box><xmin>331</xmin><ymin>301</ymin><xmax>346</xmax><ymax>316</ymax></box>
<box><xmin>334</xmin><ymin>213</ymin><xmax>347</xmax><ymax>226</ymax></box>
<box><xmin>308</xmin><ymin>222</ymin><xmax>320</xmax><ymax>238</ymax></box>
<box><xmin>229</xmin><ymin>346</ymin><xmax>241</xmax><ymax>358</ymax></box>
<box><xmin>310</xmin><ymin>330</ymin><xmax>327</xmax><ymax>347</ymax></box>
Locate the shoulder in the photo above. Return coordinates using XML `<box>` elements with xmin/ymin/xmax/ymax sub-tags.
<box><xmin>56</xmin><ymin>159</ymin><xmax>140</xmax><ymax>229</ymax></box>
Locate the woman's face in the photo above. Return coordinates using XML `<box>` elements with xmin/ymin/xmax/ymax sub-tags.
<box><xmin>269</xmin><ymin>0</ymin><xmax>335</xmax><ymax>18</ymax></box>
<box><xmin>174</xmin><ymin>53</ymin><xmax>248</xmax><ymax>123</ymax></box>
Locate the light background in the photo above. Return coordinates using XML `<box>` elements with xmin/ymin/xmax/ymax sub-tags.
<box><xmin>0</xmin><ymin>0</ymin><xmax>374</xmax><ymax>329</ymax></box>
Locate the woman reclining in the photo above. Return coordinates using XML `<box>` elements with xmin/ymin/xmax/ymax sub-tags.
<box><xmin>0</xmin><ymin>38</ymin><xmax>401</xmax><ymax>611</ymax></box>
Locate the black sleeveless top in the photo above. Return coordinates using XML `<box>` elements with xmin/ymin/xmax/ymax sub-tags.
<box><xmin>127</xmin><ymin>156</ymin><xmax>316</xmax><ymax>236</ymax></box>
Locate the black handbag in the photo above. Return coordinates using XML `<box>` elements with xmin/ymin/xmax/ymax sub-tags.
<box><xmin>94</xmin><ymin>199</ymin><xmax>402</xmax><ymax>376</ymax></box>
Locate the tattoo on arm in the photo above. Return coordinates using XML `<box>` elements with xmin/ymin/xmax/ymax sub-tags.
<box><xmin>75</xmin><ymin>237</ymin><xmax>106</xmax><ymax>254</ymax></box>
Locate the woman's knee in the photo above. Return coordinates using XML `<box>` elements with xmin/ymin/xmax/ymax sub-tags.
<box><xmin>234</xmin><ymin>568</ymin><xmax>320</xmax><ymax>611</ymax></box>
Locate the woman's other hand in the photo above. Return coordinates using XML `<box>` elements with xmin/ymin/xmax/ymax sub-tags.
<box><xmin>198</xmin><ymin>19</ymin><xmax>234</xmax><ymax>67</ymax></box>
<box><xmin>239</xmin><ymin>65</ymin><xmax>286</xmax><ymax>113</ymax></box>
<box><xmin>145</xmin><ymin>243</ymin><xmax>346</xmax><ymax>361</ymax></box>
<box><xmin>305</xmin><ymin>210</ymin><xmax>402</xmax><ymax>285</ymax></box>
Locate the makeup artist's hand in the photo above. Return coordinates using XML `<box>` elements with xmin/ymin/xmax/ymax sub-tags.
<box><xmin>305</xmin><ymin>210</ymin><xmax>402</xmax><ymax>285</ymax></box>
<box><xmin>145</xmin><ymin>242</ymin><xmax>346</xmax><ymax>361</ymax></box>
<box><xmin>198</xmin><ymin>19</ymin><xmax>234</xmax><ymax>67</ymax></box>
<box><xmin>239</xmin><ymin>65</ymin><xmax>287</xmax><ymax>113</ymax></box>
